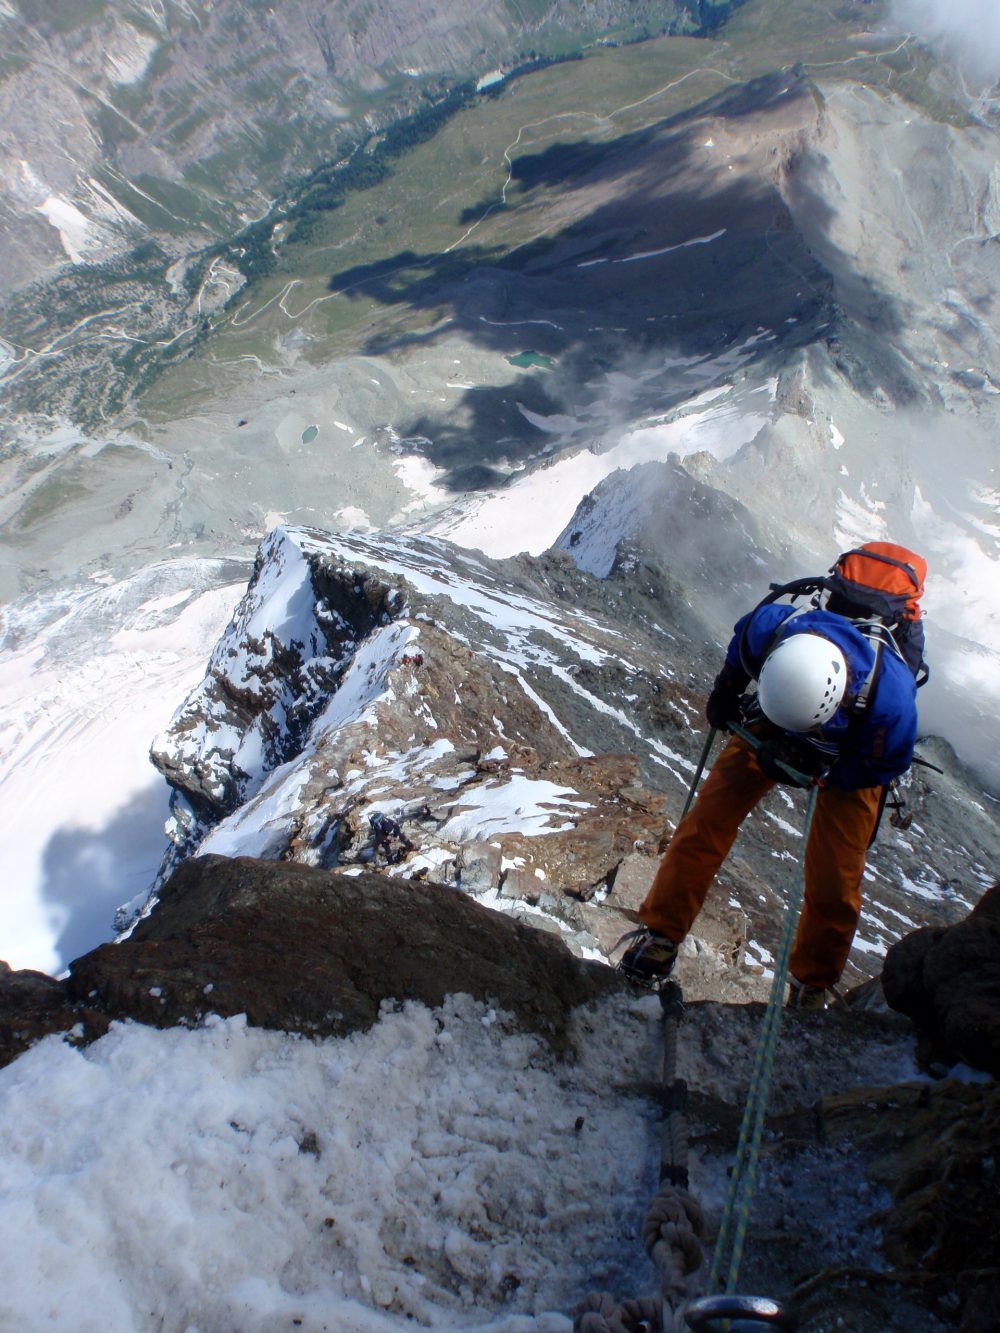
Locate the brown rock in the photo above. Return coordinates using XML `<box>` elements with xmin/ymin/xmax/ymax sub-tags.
<box><xmin>607</xmin><ymin>851</ymin><xmax>659</xmax><ymax>911</ymax></box>
<box><xmin>689</xmin><ymin>900</ymin><xmax>748</xmax><ymax>969</ymax></box>
<box><xmin>882</xmin><ymin>883</ymin><xmax>1000</xmax><ymax>1075</ymax></box>
<box><xmin>68</xmin><ymin>855</ymin><xmax>620</xmax><ymax>1051</ymax></box>
<box><xmin>574</xmin><ymin>904</ymin><xmax>637</xmax><ymax>961</ymax></box>
<box><xmin>817</xmin><ymin>1078</ymin><xmax>1000</xmax><ymax>1328</ymax></box>
<box><xmin>500</xmin><ymin>867</ymin><xmax>544</xmax><ymax>900</ymax></box>
<box><xmin>0</xmin><ymin>967</ymin><xmax>83</xmax><ymax>1070</ymax></box>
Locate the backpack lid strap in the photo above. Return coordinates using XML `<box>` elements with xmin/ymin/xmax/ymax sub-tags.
<box><xmin>838</xmin><ymin>546</ymin><xmax>922</xmax><ymax>590</ymax></box>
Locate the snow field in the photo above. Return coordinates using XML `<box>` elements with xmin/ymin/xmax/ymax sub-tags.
<box><xmin>428</xmin><ymin>383</ymin><xmax>769</xmax><ymax>561</ymax></box>
<box><xmin>0</xmin><ymin>572</ymin><xmax>243</xmax><ymax>973</ymax></box>
<box><xmin>0</xmin><ymin>994</ymin><xmax>660</xmax><ymax>1332</ymax></box>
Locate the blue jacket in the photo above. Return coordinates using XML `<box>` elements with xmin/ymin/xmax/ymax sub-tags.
<box><xmin>726</xmin><ymin>605</ymin><xmax>918</xmax><ymax>790</ymax></box>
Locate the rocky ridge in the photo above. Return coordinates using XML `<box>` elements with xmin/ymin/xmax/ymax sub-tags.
<box><xmin>142</xmin><ymin>519</ymin><xmax>999</xmax><ymax>992</ymax></box>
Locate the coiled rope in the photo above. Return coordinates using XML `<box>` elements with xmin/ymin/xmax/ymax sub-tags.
<box><xmin>574</xmin><ymin>983</ymin><xmax>706</xmax><ymax>1333</ymax></box>
<box><xmin>706</xmin><ymin>784</ymin><xmax>819</xmax><ymax>1297</ymax></box>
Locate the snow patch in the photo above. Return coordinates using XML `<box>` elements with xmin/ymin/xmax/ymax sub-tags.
<box><xmin>35</xmin><ymin>196</ymin><xmax>95</xmax><ymax>264</ymax></box>
<box><xmin>437</xmin><ymin>776</ymin><xmax>592</xmax><ymax>842</ymax></box>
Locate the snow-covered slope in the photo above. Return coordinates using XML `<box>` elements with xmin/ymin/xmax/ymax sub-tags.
<box><xmin>0</xmin><ymin>559</ymin><xmax>245</xmax><ymax>973</ymax></box>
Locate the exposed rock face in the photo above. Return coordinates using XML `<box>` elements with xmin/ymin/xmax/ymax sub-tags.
<box><xmin>150</xmin><ymin>527</ymin><xmax>407</xmax><ymax>823</ymax></box>
<box><xmin>145</xmin><ymin>525</ymin><xmax>696</xmax><ymax>961</ymax></box>
<box><xmin>69</xmin><ymin>855</ymin><xmax>619</xmax><ymax>1051</ymax></box>
<box><xmin>881</xmin><ymin>884</ymin><xmax>1000</xmax><ymax>1076</ymax></box>
<box><xmin>0</xmin><ymin>962</ymin><xmax>99</xmax><ymax>1069</ymax></box>
<box><xmin>554</xmin><ymin>457</ymin><xmax>795</xmax><ymax>638</ymax></box>
<box><xmin>814</xmin><ymin>1078</ymin><xmax>1000</xmax><ymax>1332</ymax></box>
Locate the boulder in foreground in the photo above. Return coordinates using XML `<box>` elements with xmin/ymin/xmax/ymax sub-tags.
<box><xmin>68</xmin><ymin>855</ymin><xmax>620</xmax><ymax>1050</ymax></box>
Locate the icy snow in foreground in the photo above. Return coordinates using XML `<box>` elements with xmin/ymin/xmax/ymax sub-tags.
<box><xmin>0</xmin><ymin>995</ymin><xmax>659</xmax><ymax>1333</ymax></box>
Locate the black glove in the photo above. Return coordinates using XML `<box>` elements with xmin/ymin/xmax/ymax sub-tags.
<box><xmin>706</xmin><ymin>663</ymin><xmax>750</xmax><ymax>732</ymax></box>
<box><xmin>754</xmin><ymin>740</ymin><xmax>819</xmax><ymax>788</ymax></box>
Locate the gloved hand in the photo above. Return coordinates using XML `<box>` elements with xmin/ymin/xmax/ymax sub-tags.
<box><xmin>754</xmin><ymin>740</ymin><xmax>817</xmax><ymax>788</ymax></box>
<box><xmin>705</xmin><ymin>663</ymin><xmax>749</xmax><ymax>732</ymax></box>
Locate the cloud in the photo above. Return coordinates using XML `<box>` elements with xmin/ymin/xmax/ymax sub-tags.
<box><xmin>890</xmin><ymin>0</ymin><xmax>1000</xmax><ymax>85</ymax></box>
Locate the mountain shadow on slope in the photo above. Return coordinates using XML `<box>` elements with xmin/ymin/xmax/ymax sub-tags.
<box><xmin>324</xmin><ymin>74</ymin><xmax>915</xmax><ymax>490</ymax></box>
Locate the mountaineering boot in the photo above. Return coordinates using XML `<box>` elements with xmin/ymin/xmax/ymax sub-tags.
<box><xmin>617</xmin><ymin>929</ymin><xmax>679</xmax><ymax>986</ymax></box>
<box><xmin>787</xmin><ymin>976</ymin><xmax>827</xmax><ymax>1011</ymax></box>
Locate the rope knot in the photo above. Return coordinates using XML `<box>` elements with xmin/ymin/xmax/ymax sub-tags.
<box><xmin>643</xmin><ymin>1183</ymin><xmax>706</xmax><ymax>1296</ymax></box>
<box><xmin>573</xmin><ymin>1290</ymin><xmax>662</xmax><ymax>1332</ymax></box>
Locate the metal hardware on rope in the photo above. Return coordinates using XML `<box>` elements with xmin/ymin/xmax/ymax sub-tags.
<box><xmin>706</xmin><ymin>785</ymin><xmax>819</xmax><ymax>1301</ymax></box>
<box><xmin>684</xmin><ymin>1293</ymin><xmax>796</xmax><ymax>1331</ymax></box>
<box><xmin>681</xmin><ymin>728</ymin><xmax>717</xmax><ymax>821</ymax></box>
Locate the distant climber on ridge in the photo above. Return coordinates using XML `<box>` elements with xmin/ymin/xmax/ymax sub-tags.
<box><xmin>619</xmin><ymin>543</ymin><xmax>926</xmax><ymax>1010</ymax></box>
<box><xmin>368</xmin><ymin>811</ymin><xmax>415</xmax><ymax>865</ymax></box>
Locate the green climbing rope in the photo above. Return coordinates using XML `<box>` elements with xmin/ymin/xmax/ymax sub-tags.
<box><xmin>706</xmin><ymin>783</ymin><xmax>820</xmax><ymax>1296</ymax></box>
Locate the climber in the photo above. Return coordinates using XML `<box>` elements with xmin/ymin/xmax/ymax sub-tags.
<box><xmin>619</xmin><ymin>595</ymin><xmax>920</xmax><ymax>1009</ymax></box>
<box><xmin>368</xmin><ymin>811</ymin><xmax>414</xmax><ymax>865</ymax></box>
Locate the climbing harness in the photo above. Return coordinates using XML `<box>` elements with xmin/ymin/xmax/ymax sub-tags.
<box><xmin>727</xmin><ymin>721</ymin><xmax>819</xmax><ymax>789</ymax></box>
<box><xmin>681</xmin><ymin>728</ymin><xmax>718</xmax><ymax>822</ymax></box>
<box><xmin>705</xmin><ymin>785</ymin><xmax>819</xmax><ymax>1303</ymax></box>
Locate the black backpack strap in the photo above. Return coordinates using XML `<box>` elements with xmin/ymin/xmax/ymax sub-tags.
<box><xmin>868</xmin><ymin>784</ymin><xmax>891</xmax><ymax>849</ymax></box>
<box><xmin>853</xmin><ymin>635</ymin><xmax>883</xmax><ymax>715</ymax></box>
<box><xmin>737</xmin><ymin>577</ymin><xmax>826</xmax><ymax>677</ymax></box>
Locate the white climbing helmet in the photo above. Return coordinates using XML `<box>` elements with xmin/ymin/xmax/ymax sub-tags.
<box><xmin>757</xmin><ymin>632</ymin><xmax>848</xmax><ymax>731</ymax></box>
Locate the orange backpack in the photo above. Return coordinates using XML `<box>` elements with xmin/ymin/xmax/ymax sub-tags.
<box><xmin>826</xmin><ymin>543</ymin><xmax>926</xmax><ymax>625</ymax></box>
<box><xmin>752</xmin><ymin>541</ymin><xmax>929</xmax><ymax>684</ymax></box>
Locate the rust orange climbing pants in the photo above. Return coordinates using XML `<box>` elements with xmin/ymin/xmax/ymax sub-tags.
<box><xmin>639</xmin><ymin>730</ymin><xmax>884</xmax><ymax>989</ymax></box>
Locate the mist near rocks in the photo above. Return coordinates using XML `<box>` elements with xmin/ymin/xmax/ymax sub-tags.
<box><xmin>891</xmin><ymin>0</ymin><xmax>1000</xmax><ymax>84</ymax></box>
